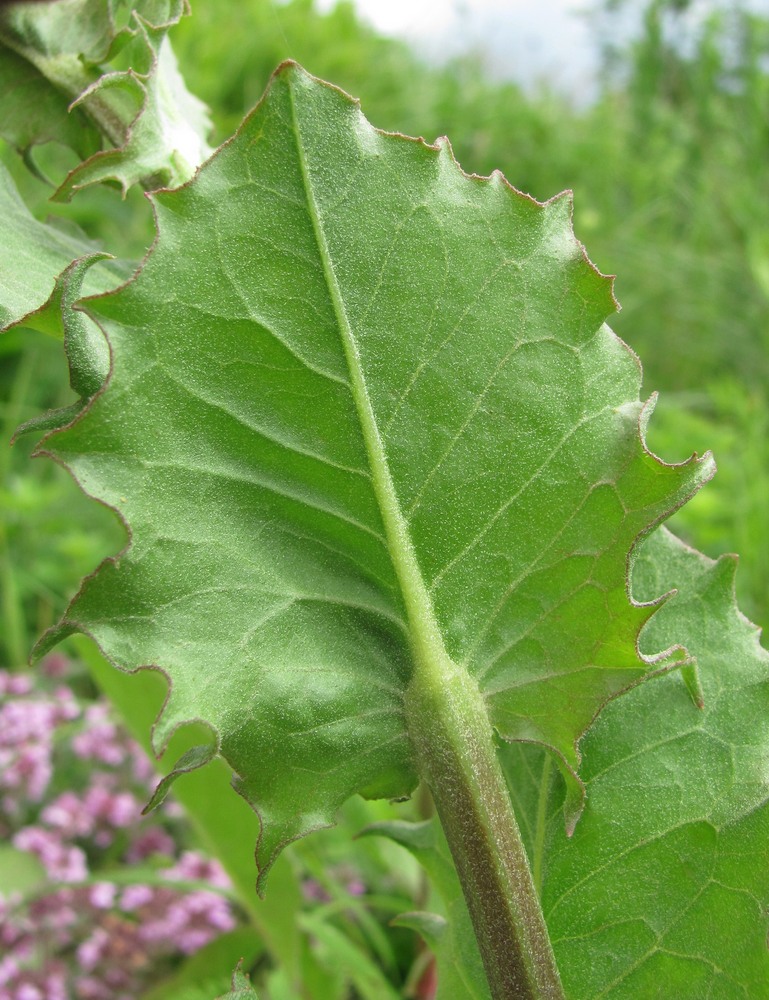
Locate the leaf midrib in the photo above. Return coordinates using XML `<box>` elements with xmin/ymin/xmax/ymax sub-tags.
<box><xmin>287</xmin><ymin>75</ymin><xmax>448</xmax><ymax>681</ymax></box>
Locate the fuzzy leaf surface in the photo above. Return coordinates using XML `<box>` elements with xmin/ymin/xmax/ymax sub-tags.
<box><xmin>0</xmin><ymin>164</ymin><xmax>129</xmax><ymax>438</ymax></box>
<box><xmin>40</xmin><ymin>64</ymin><xmax>713</xmax><ymax>885</ymax></box>
<box><xmin>0</xmin><ymin>0</ymin><xmax>211</xmax><ymax>195</ymax></box>
<box><xmin>0</xmin><ymin>0</ymin><xmax>115</xmax><ymax>161</ymax></box>
<box><xmin>0</xmin><ymin>43</ymin><xmax>99</xmax><ymax>161</ymax></box>
<box><xmin>503</xmin><ymin>527</ymin><xmax>769</xmax><ymax>998</ymax></box>
<box><xmin>215</xmin><ymin>963</ymin><xmax>260</xmax><ymax>1000</ymax></box>
<box><xmin>0</xmin><ymin>163</ymin><xmax>105</xmax><ymax>332</ymax></box>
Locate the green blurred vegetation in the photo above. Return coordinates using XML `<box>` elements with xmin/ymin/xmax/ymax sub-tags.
<box><xmin>3</xmin><ymin>0</ymin><xmax>766</xmax><ymax>646</ymax></box>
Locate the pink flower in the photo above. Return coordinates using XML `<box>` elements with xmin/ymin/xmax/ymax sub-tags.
<box><xmin>164</xmin><ymin>851</ymin><xmax>231</xmax><ymax>890</ymax></box>
<box><xmin>76</xmin><ymin>927</ymin><xmax>109</xmax><ymax>971</ymax></box>
<box><xmin>0</xmin><ymin>955</ymin><xmax>20</xmax><ymax>988</ymax></box>
<box><xmin>88</xmin><ymin>883</ymin><xmax>116</xmax><ymax>910</ymax></box>
<box><xmin>301</xmin><ymin>879</ymin><xmax>330</xmax><ymax>902</ymax></box>
<box><xmin>52</xmin><ymin>687</ymin><xmax>79</xmax><ymax>723</ymax></box>
<box><xmin>15</xmin><ymin>983</ymin><xmax>44</xmax><ymax>1000</ymax></box>
<box><xmin>129</xmin><ymin>745</ymin><xmax>156</xmax><ymax>787</ymax></box>
<box><xmin>72</xmin><ymin>705</ymin><xmax>126</xmax><ymax>766</ymax></box>
<box><xmin>42</xmin><ymin>965</ymin><xmax>69</xmax><ymax>1000</ymax></box>
<box><xmin>136</xmin><ymin>889</ymin><xmax>236</xmax><ymax>954</ymax></box>
<box><xmin>0</xmin><ymin>673</ymin><xmax>80</xmax><ymax>820</ymax></box>
<box><xmin>75</xmin><ymin>976</ymin><xmax>112</xmax><ymax>1000</ymax></box>
<box><xmin>1</xmin><ymin>668</ymin><xmax>242</xmax><ymax>997</ymax></box>
<box><xmin>125</xmin><ymin>826</ymin><xmax>175</xmax><ymax>862</ymax></box>
<box><xmin>119</xmin><ymin>884</ymin><xmax>154</xmax><ymax>911</ymax></box>
<box><xmin>2</xmin><ymin>743</ymin><xmax>52</xmax><ymax>805</ymax></box>
<box><xmin>40</xmin><ymin>779</ymin><xmax>143</xmax><ymax>849</ymax></box>
<box><xmin>0</xmin><ymin>672</ymin><xmax>32</xmax><ymax>697</ymax></box>
<box><xmin>12</xmin><ymin>827</ymin><xmax>88</xmax><ymax>882</ymax></box>
<box><xmin>27</xmin><ymin>888</ymin><xmax>80</xmax><ymax>949</ymax></box>
<box><xmin>41</xmin><ymin>654</ymin><xmax>69</xmax><ymax>679</ymax></box>
<box><xmin>105</xmin><ymin>790</ymin><xmax>139</xmax><ymax>828</ymax></box>
<box><xmin>41</xmin><ymin>792</ymin><xmax>95</xmax><ymax>838</ymax></box>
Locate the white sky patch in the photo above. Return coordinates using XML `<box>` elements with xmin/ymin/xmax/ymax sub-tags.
<box><xmin>313</xmin><ymin>0</ymin><xmax>599</xmax><ymax>94</ymax></box>
<box><xmin>333</xmin><ymin>0</ymin><xmax>459</xmax><ymax>36</ymax></box>
<box><xmin>310</xmin><ymin>0</ymin><xmax>767</xmax><ymax>97</ymax></box>
<box><xmin>315</xmin><ymin>0</ymin><xmax>588</xmax><ymax>38</ymax></box>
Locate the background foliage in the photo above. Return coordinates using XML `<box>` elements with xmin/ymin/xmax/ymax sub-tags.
<box><xmin>1</xmin><ymin>0</ymin><xmax>767</xmax><ymax>996</ymax></box>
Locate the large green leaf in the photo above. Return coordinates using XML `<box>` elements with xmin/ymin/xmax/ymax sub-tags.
<box><xmin>38</xmin><ymin>63</ymin><xmax>712</xmax><ymax>891</ymax></box>
<box><xmin>529</xmin><ymin>527</ymin><xmax>769</xmax><ymax>998</ymax></box>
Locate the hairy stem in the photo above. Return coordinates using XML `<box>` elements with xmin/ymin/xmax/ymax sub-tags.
<box><xmin>406</xmin><ymin>664</ymin><xmax>565</xmax><ymax>1000</ymax></box>
<box><xmin>532</xmin><ymin>754</ymin><xmax>554</xmax><ymax>896</ymax></box>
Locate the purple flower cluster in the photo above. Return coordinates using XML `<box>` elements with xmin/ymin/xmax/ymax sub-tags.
<box><xmin>0</xmin><ymin>670</ymin><xmax>78</xmax><ymax>825</ymax></box>
<box><xmin>0</xmin><ymin>664</ymin><xmax>240</xmax><ymax>1000</ymax></box>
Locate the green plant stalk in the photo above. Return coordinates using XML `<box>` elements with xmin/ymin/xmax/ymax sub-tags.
<box><xmin>0</xmin><ymin>525</ymin><xmax>24</xmax><ymax>666</ymax></box>
<box><xmin>406</xmin><ymin>665</ymin><xmax>564</xmax><ymax>1000</ymax></box>
<box><xmin>0</xmin><ymin>343</ymin><xmax>38</xmax><ymax>666</ymax></box>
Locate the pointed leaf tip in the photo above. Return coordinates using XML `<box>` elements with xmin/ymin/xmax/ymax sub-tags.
<box><xmin>143</xmin><ymin>742</ymin><xmax>217</xmax><ymax>814</ymax></box>
<box><xmin>216</xmin><ymin>961</ymin><xmax>260</xmax><ymax>999</ymax></box>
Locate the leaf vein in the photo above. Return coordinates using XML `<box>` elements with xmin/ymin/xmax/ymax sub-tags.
<box><xmin>429</xmin><ymin>407</ymin><xmax>611</xmax><ymax>593</ymax></box>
